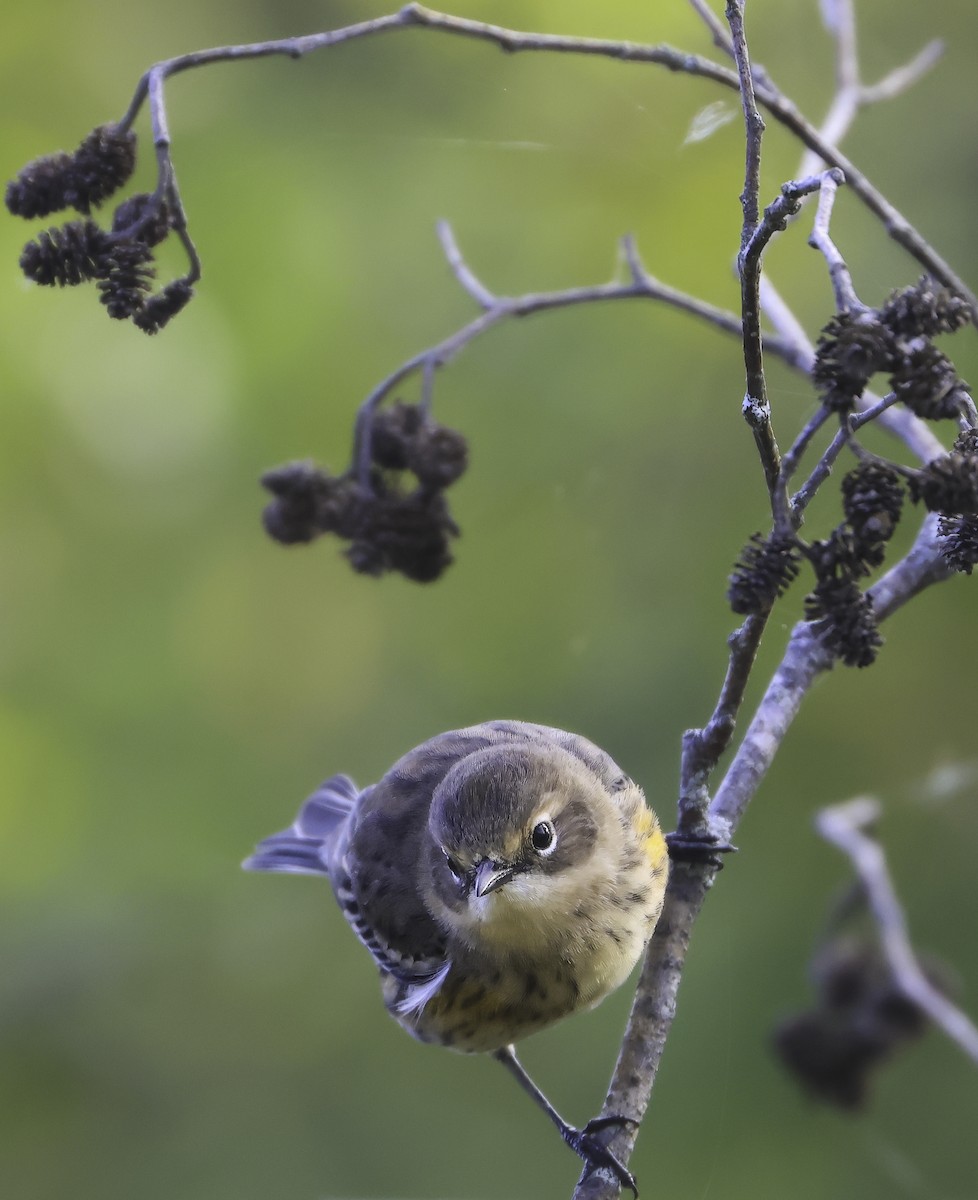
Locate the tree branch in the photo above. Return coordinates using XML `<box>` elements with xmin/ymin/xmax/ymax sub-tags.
<box><xmin>798</xmin><ymin>0</ymin><xmax>943</xmax><ymax>179</ymax></box>
<box><xmin>574</xmin><ymin>506</ymin><xmax>955</xmax><ymax>1199</ymax></box>
<box><xmin>727</xmin><ymin>0</ymin><xmax>782</xmax><ymax>501</ymax></box>
<box><xmin>816</xmin><ymin>797</ymin><xmax>978</xmax><ymax>1064</ymax></box>
<box><xmin>108</xmin><ymin>3</ymin><xmax>974</xmax><ymax>315</ymax></box>
<box><xmin>349</xmin><ymin>223</ymin><xmax>801</xmax><ymax>481</ymax></box>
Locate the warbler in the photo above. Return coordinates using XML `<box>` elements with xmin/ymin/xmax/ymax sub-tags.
<box><xmin>244</xmin><ymin>719</ymin><xmax>668</xmax><ymax>1193</ymax></box>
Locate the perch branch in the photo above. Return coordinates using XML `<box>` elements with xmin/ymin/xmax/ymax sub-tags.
<box><xmin>574</xmin><ymin>508</ymin><xmax>956</xmax><ymax>1199</ymax></box>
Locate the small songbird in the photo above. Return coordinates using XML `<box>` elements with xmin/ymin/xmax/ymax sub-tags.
<box><xmin>244</xmin><ymin>720</ymin><xmax>668</xmax><ymax>1193</ymax></box>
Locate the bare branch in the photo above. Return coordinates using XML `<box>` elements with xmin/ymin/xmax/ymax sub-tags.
<box><xmin>799</xmin><ymin>0</ymin><xmax>943</xmax><ymax>179</ymax></box>
<box><xmin>860</xmin><ymin>39</ymin><xmax>944</xmax><ymax>105</ymax></box>
<box><xmin>816</xmin><ymin>797</ymin><xmax>978</xmax><ymax>1064</ymax></box>
<box><xmin>750</xmin><ymin>81</ymin><xmax>973</xmax><ymax>308</ymax></box>
<box><xmin>350</xmin><ymin>224</ymin><xmax>802</xmax><ymax>478</ymax></box>
<box><xmin>436</xmin><ymin>220</ymin><xmax>495</xmax><ymax>310</ymax></box>
<box><xmin>103</xmin><ymin>4</ymin><xmax>973</xmax><ymax>315</ymax></box>
<box><xmin>726</xmin><ymin>1</ymin><xmax>783</xmax><ymax>501</ymax></box>
<box><xmin>687</xmin><ymin>0</ymin><xmax>735</xmax><ymax>59</ymax></box>
<box><xmin>727</xmin><ymin>1</ymin><xmax>764</xmax><ymax>243</ymax></box>
<box><xmin>573</xmin><ymin>858</ymin><xmax>716</xmax><ymax>1200</ymax></box>
<box><xmin>789</xmin><ymin>423</ymin><xmax>849</xmax><ymax>518</ymax></box>
<box><xmin>807</xmin><ymin>171</ymin><xmax>861</xmax><ymax>310</ymax></box>
<box><xmin>778</xmin><ymin>405</ymin><xmax>832</xmax><ymax>504</ymax></box>
<box><xmin>677</xmin><ymin>612</ymin><xmax>768</xmax><ymax>837</ymax></box>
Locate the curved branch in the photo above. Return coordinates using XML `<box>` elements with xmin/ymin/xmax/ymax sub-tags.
<box><xmin>816</xmin><ymin>797</ymin><xmax>978</xmax><ymax>1064</ymax></box>
<box><xmin>110</xmin><ymin>4</ymin><xmax>974</xmax><ymax>313</ymax></box>
<box><xmin>348</xmin><ymin>224</ymin><xmax>800</xmax><ymax>479</ymax></box>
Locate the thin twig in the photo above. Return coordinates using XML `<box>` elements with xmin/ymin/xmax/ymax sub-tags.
<box><xmin>727</xmin><ymin>1</ymin><xmax>782</xmax><ymax>501</ymax></box>
<box><xmin>436</xmin><ymin>220</ymin><xmax>495</xmax><ymax>309</ymax></box>
<box><xmin>860</xmin><ymin>39</ymin><xmax>944</xmax><ymax>105</ymax></box>
<box><xmin>807</xmin><ymin>171</ymin><xmax>861</xmax><ymax>310</ymax></box>
<box><xmin>790</xmin><ymin>423</ymin><xmax>849</xmax><ymax>517</ymax></box>
<box><xmin>727</xmin><ymin>1</ymin><xmax>764</xmax><ymax>243</ymax></box>
<box><xmin>750</xmin><ymin>77</ymin><xmax>974</xmax><ymax>310</ymax></box>
<box><xmin>816</xmin><ymin>797</ymin><xmax>978</xmax><ymax>1064</ymax></box>
<box><xmin>109</xmin><ymin>3</ymin><xmax>974</xmax><ymax>313</ymax></box>
<box><xmin>676</xmin><ymin>611</ymin><xmax>768</xmax><ymax>838</ymax></box>
<box><xmin>778</xmin><ymin>405</ymin><xmax>832</xmax><ymax>506</ymax></box>
<box><xmin>349</xmin><ymin>223</ymin><xmax>805</xmax><ymax>477</ymax></box>
<box><xmin>799</xmin><ymin>0</ymin><xmax>943</xmax><ymax>178</ymax></box>
<box><xmin>687</xmin><ymin>0</ymin><xmax>734</xmax><ymax>59</ymax></box>
<box><xmin>788</xmin><ymin>393</ymin><xmax>902</xmax><ymax>517</ymax></box>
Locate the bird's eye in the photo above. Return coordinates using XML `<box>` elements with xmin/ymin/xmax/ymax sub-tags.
<box><xmin>444</xmin><ymin>852</ymin><xmax>465</xmax><ymax>884</ymax></box>
<box><xmin>530</xmin><ymin>820</ymin><xmax>556</xmax><ymax>855</ymax></box>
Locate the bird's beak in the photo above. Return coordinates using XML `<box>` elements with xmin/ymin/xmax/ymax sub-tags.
<box><xmin>473</xmin><ymin>859</ymin><xmax>515</xmax><ymax>898</ymax></box>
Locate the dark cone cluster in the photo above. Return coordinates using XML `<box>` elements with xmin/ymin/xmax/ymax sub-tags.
<box><xmin>112</xmin><ymin>192</ymin><xmax>171</xmax><ymax>247</ymax></box>
<box><xmin>727</xmin><ymin>532</ymin><xmax>801</xmax><ymax>615</ymax></box>
<box><xmin>368</xmin><ymin>401</ymin><xmax>468</xmax><ymax>488</ymax></box>
<box><xmin>261</xmin><ymin>463</ymin><xmax>363</xmax><ymax>545</ymax></box>
<box><xmin>880</xmin><ymin>276</ymin><xmax>972</xmax><ymax>339</ymax></box>
<box><xmin>262</xmin><ymin>403</ymin><xmax>468</xmax><ymax>584</ymax></box>
<box><xmin>889</xmin><ymin>345</ymin><xmax>968</xmax><ymax>422</ymax></box>
<box><xmin>804</xmin><ymin>530</ymin><xmax>882</xmax><ymax>668</ymax></box>
<box><xmin>773</xmin><ymin>936</ymin><xmax>940</xmax><ymax>1109</ymax></box>
<box><xmin>19</xmin><ymin>219</ymin><xmax>113</xmax><ymax>287</ymax></box>
<box><xmin>813</xmin><ymin>279</ymin><xmax>973</xmax><ymax>422</ymax></box>
<box><xmin>345</xmin><ymin>484</ymin><xmax>459</xmax><ymax>583</ymax></box>
<box><xmin>97</xmin><ymin>239</ymin><xmax>155</xmax><ymax>319</ymax></box>
<box><xmin>727</xmin><ymin>465</ymin><xmax>904</xmax><ymax>666</ymax></box>
<box><xmin>840</xmin><ymin>462</ymin><xmax>904</xmax><ymax>570</ymax></box>
<box><xmin>9</xmin><ymin>126</ymin><xmax>193</xmax><ymax>334</ymax></box>
<box><xmin>802</xmin><ymin>274</ymin><xmax>978</xmax><ymax>667</ymax></box>
<box><xmin>908</xmin><ymin>430</ymin><xmax>978</xmax><ymax>516</ymax></box>
<box><xmin>6</xmin><ymin>124</ymin><xmax>136</xmax><ymax>217</ymax></box>
<box><xmin>812</xmin><ymin>312</ymin><xmax>896</xmax><ymax>411</ymax></box>
<box><xmin>938</xmin><ymin>513</ymin><xmax>978</xmax><ymax>575</ymax></box>
<box><xmin>132</xmin><ymin>279</ymin><xmax>195</xmax><ymax>335</ymax></box>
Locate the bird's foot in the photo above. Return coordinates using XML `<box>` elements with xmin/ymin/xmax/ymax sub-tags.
<box><xmin>562</xmin><ymin>1115</ymin><xmax>639</xmax><ymax>1197</ymax></box>
<box><xmin>666</xmin><ymin>829</ymin><xmax>738</xmax><ymax>869</ymax></box>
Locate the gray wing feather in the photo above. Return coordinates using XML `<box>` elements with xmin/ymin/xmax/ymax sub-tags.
<box><xmin>242</xmin><ymin>774</ymin><xmax>358</xmax><ymax>876</ymax></box>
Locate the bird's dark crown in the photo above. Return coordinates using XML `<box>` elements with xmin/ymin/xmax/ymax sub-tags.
<box><xmin>428</xmin><ymin>744</ymin><xmax>599</xmax><ymax>871</ymax></box>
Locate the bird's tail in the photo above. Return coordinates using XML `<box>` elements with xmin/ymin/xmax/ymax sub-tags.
<box><xmin>242</xmin><ymin>774</ymin><xmax>359</xmax><ymax>876</ymax></box>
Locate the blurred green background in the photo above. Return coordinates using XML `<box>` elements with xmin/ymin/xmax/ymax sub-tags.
<box><xmin>2</xmin><ymin>2</ymin><xmax>977</xmax><ymax>1198</ymax></box>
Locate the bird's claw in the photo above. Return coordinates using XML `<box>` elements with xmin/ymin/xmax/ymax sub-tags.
<box><xmin>563</xmin><ymin>1115</ymin><xmax>639</xmax><ymax>1197</ymax></box>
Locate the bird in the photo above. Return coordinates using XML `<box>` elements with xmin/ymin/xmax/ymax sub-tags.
<box><xmin>243</xmin><ymin>719</ymin><xmax>669</xmax><ymax>1194</ymax></box>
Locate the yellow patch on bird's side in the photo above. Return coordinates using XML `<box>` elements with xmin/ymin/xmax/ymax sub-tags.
<box><xmin>635</xmin><ymin>805</ymin><xmax>668</xmax><ymax>875</ymax></box>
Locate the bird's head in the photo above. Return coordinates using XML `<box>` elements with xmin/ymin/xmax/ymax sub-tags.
<box><xmin>422</xmin><ymin>742</ymin><xmax>625</xmax><ymax>949</ymax></box>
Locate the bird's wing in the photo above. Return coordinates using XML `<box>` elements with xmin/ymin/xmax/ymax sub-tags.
<box><xmin>333</xmin><ymin>772</ymin><xmax>450</xmax><ymax>985</ymax></box>
<box><xmin>336</xmin><ymin>726</ymin><xmax>522</xmax><ymax>986</ymax></box>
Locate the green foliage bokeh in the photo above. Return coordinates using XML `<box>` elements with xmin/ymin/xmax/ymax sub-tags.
<box><xmin>2</xmin><ymin>2</ymin><xmax>977</xmax><ymax>1198</ymax></box>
